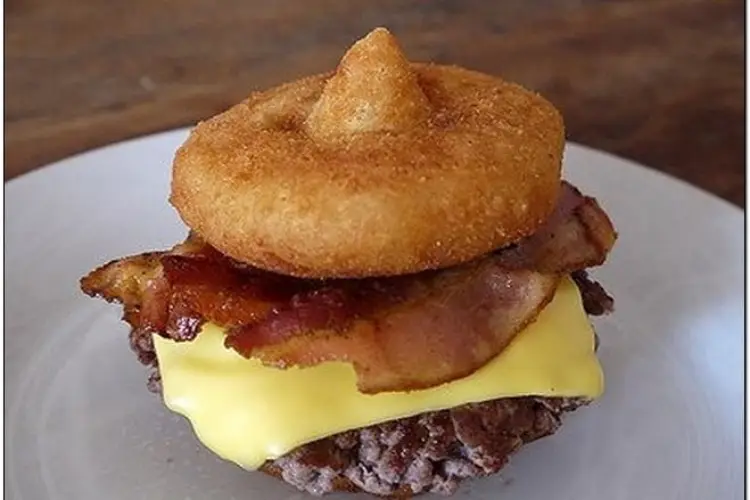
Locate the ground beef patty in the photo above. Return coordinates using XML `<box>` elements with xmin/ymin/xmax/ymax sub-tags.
<box><xmin>132</xmin><ymin>272</ymin><xmax>611</xmax><ymax>497</ymax></box>
<box><xmin>262</xmin><ymin>396</ymin><xmax>586</xmax><ymax>497</ymax></box>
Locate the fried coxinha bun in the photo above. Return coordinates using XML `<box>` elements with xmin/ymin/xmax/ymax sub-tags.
<box><xmin>170</xmin><ymin>28</ymin><xmax>564</xmax><ymax>279</ymax></box>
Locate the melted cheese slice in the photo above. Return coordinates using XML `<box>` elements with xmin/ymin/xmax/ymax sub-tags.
<box><xmin>153</xmin><ymin>277</ymin><xmax>603</xmax><ymax>469</ymax></box>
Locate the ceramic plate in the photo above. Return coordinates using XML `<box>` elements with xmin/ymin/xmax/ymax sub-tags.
<box><xmin>6</xmin><ymin>130</ymin><xmax>744</xmax><ymax>500</ymax></box>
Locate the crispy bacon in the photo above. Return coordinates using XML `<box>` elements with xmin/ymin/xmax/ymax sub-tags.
<box><xmin>495</xmin><ymin>182</ymin><xmax>616</xmax><ymax>272</ymax></box>
<box><xmin>80</xmin><ymin>183</ymin><xmax>616</xmax><ymax>393</ymax></box>
<box><xmin>83</xmin><ymin>245</ymin><xmax>307</xmax><ymax>342</ymax></box>
<box><xmin>228</xmin><ymin>267</ymin><xmax>560</xmax><ymax>392</ymax></box>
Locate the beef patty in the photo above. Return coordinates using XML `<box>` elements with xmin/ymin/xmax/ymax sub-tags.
<box><xmin>132</xmin><ymin>271</ymin><xmax>611</xmax><ymax>497</ymax></box>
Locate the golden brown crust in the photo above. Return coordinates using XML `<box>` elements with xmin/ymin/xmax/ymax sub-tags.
<box><xmin>171</xmin><ymin>28</ymin><xmax>564</xmax><ymax>278</ymax></box>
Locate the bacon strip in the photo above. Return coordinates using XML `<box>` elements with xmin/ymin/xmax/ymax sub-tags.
<box><xmin>80</xmin><ymin>183</ymin><xmax>616</xmax><ymax>393</ymax></box>
<box><xmin>494</xmin><ymin>182</ymin><xmax>616</xmax><ymax>272</ymax></box>
<box><xmin>228</xmin><ymin>267</ymin><xmax>560</xmax><ymax>393</ymax></box>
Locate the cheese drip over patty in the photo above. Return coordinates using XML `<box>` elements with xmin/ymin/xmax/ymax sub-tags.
<box><xmin>153</xmin><ymin>277</ymin><xmax>603</xmax><ymax>469</ymax></box>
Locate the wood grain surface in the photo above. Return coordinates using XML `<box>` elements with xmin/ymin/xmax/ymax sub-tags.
<box><xmin>6</xmin><ymin>0</ymin><xmax>744</xmax><ymax>206</ymax></box>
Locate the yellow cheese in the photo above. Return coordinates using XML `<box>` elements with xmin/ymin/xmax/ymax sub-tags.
<box><xmin>153</xmin><ymin>277</ymin><xmax>603</xmax><ymax>469</ymax></box>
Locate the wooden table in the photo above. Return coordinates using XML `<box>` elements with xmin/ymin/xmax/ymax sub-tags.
<box><xmin>6</xmin><ymin>0</ymin><xmax>744</xmax><ymax>207</ymax></box>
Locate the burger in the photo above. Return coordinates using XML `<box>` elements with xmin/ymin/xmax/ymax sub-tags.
<box><xmin>80</xmin><ymin>28</ymin><xmax>616</xmax><ymax>497</ymax></box>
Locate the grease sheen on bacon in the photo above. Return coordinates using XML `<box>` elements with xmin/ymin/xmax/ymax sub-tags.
<box><xmin>80</xmin><ymin>182</ymin><xmax>616</xmax><ymax>393</ymax></box>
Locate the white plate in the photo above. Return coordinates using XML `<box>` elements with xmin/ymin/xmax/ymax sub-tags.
<box><xmin>6</xmin><ymin>130</ymin><xmax>744</xmax><ymax>500</ymax></box>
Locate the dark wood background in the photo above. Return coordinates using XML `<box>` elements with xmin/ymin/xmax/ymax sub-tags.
<box><xmin>6</xmin><ymin>0</ymin><xmax>745</xmax><ymax>206</ymax></box>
